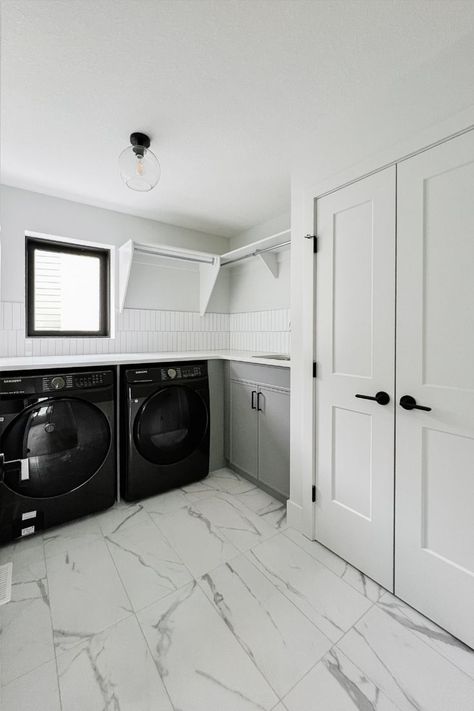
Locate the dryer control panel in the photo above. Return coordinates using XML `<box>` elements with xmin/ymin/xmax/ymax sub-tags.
<box><xmin>127</xmin><ymin>361</ymin><xmax>207</xmax><ymax>384</ymax></box>
<box><xmin>160</xmin><ymin>364</ymin><xmax>204</xmax><ymax>381</ymax></box>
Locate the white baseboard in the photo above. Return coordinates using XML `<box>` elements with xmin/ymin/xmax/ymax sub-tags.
<box><xmin>286</xmin><ymin>499</ymin><xmax>303</xmax><ymax>531</ymax></box>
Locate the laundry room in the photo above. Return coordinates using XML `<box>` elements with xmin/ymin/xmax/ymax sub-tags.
<box><xmin>0</xmin><ymin>2</ymin><xmax>473</xmax><ymax>710</ymax></box>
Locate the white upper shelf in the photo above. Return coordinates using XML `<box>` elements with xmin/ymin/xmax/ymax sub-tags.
<box><xmin>220</xmin><ymin>229</ymin><xmax>291</xmax><ymax>277</ymax></box>
<box><xmin>118</xmin><ymin>229</ymin><xmax>291</xmax><ymax>315</ymax></box>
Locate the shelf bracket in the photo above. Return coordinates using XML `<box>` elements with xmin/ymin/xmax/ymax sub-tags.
<box><xmin>257</xmin><ymin>251</ymin><xmax>279</xmax><ymax>278</ymax></box>
<box><xmin>118</xmin><ymin>239</ymin><xmax>134</xmax><ymax>313</ymax></box>
<box><xmin>199</xmin><ymin>256</ymin><xmax>221</xmax><ymax>316</ymax></box>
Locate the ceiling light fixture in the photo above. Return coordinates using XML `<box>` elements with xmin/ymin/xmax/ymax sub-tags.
<box><xmin>119</xmin><ymin>132</ymin><xmax>161</xmax><ymax>192</ymax></box>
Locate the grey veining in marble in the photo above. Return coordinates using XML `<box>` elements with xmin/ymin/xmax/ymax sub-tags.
<box><xmin>46</xmin><ymin>539</ymin><xmax>132</xmax><ymax>652</ymax></box>
<box><xmin>204</xmin><ymin>467</ymin><xmax>259</xmax><ymax>495</ymax></box>
<box><xmin>57</xmin><ymin>615</ymin><xmax>172</xmax><ymax>711</ymax></box>
<box><xmin>337</xmin><ymin>603</ymin><xmax>474</xmax><ymax>711</ymax></box>
<box><xmin>0</xmin><ymin>575</ymin><xmax>54</xmax><ymax>686</ymax></box>
<box><xmin>201</xmin><ymin>554</ymin><xmax>332</xmax><ymax>697</ymax></box>
<box><xmin>2</xmin><ymin>468</ymin><xmax>473</xmax><ymax>711</ymax></box>
<box><xmin>149</xmin><ymin>498</ymin><xmax>241</xmax><ymax>577</ymax></box>
<box><xmin>138</xmin><ymin>581</ymin><xmax>279</xmax><ymax>710</ymax></box>
<box><xmin>236</xmin><ymin>487</ymin><xmax>287</xmax><ymax>530</ymax></box>
<box><xmin>43</xmin><ymin>516</ymin><xmax>103</xmax><ymax>559</ymax></box>
<box><xmin>378</xmin><ymin>592</ymin><xmax>474</xmax><ymax>681</ymax></box>
<box><xmin>283</xmin><ymin>648</ymin><xmax>401</xmax><ymax>711</ymax></box>
<box><xmin>284</xmin><ymin>527</ymin><xmax>385</xmax><ymax>603</ymax></box>
<box><xmin>105</xmin><ymin>519</ymin><xmax>193</xmax><ymax>611</ymax></box>
<box><xmin>249</xmin><ymin>533</ymin><xmax>372</xmax><ymax>642</ymax></box>
<box><xmin>97</xmin><ymin>501</ymin><xmax>150</xmax><ymax>537</ymax></box>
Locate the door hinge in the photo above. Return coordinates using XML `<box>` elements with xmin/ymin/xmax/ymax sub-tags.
<box><xmin>312</xmin><ymin>485</ymin><xmax>316</xmax><ymax>502</ymax></box>
<box><xmin>304</xmin><ymin>234</ymin><xmax>318</xmax><ymax>253</ymax></box>
<box><xmin>312</xmin><ymin>362</ymin><xmax>317</xmax><ymax>378</ymax></box>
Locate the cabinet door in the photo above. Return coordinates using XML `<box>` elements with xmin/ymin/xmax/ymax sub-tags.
<box><xmin>257</xmin><ymin>386</ymin><xmax>290</xmax><ymax>498</ymax></box>
<box><xmin>229</xmin><ymin>379</ymin><xmax>258</xmax><ymax>478</ymax></box>
<box><xmin>314</xmin><ymin>166</ymin><xmax>396</xmax><ymax>590</ymax></box>
<box><xmin>396</xmin><ymin>130</ymin><xmax>474</xmax><ymax>647</ymax></box>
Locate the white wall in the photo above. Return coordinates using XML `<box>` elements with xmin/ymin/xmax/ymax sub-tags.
<box><xmin>229</xmin><ymin>211</ymin><xmax>290</xmax><ymax>251</ymax></box>
<box><xmin>0</xmin><ymin>186</ymin><xmax>292</xmax><ymax>357</ymax></box>
<box><xmin>0</xmin><ymin>185</ymin><xmax>230</xmax><ymax>312</ymax></box>
<box><xmin>227</xmin><ymin>211</ymin><xmax>291</xmax><ymax>314</ymax></box>
<box><xmin>228</xmin><ymin>252</ymin><xmax>290</xmax><ymax>313</ymax></box>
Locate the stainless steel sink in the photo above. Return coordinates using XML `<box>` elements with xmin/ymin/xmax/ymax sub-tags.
<box><xmin>252</xmin><ymin>353</ymin><xmax>290</xmax><ymax>361</ymax></box>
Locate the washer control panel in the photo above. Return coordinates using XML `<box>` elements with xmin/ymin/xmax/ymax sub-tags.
<box><xmin>73</xmin><ymin>372</ymin><xmax>109</xmax><ymax>389</ymax></box>
<box><xmin>0</xmin><ymin>370</ymin><xmax>112</xmax><ymax>395</ymax></box>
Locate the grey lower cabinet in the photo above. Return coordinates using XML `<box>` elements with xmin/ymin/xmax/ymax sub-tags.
<box><xmin>226</xmin><ymin>362</ymin><xmax>290</xmax><ymax>500</ymax></box>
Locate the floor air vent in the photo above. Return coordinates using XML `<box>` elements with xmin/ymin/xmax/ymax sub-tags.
<box><xmin>0</xmin><ymin>562</ymin><xmax>13</xmax><ymax>605</ymax></box>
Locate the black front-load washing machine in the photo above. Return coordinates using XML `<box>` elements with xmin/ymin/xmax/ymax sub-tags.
<box><xmin>121</xmin><ymin>361</ymin><xmax>210</xmax><ymax>501</ymax></box>
<box><xmin>0</xmin><ymin>367</ymin><xmax>116</xmax><ymax>543</ymax></box>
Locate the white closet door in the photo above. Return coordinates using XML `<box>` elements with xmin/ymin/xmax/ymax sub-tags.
<box><xmin>396</xmin><ymin>130</ymin><xmax>474</xmax><ymax>647</ymax></box>
<box><xmin>315</xmin><ymin>166</ymin><xmax>396</xmax><ymax>590</ymax></box>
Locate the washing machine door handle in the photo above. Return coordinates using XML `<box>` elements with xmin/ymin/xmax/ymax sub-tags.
<box><xmin>0</xmin><ymin>453</ymin><xmax>30</xmax><ymax>483</ymax></box>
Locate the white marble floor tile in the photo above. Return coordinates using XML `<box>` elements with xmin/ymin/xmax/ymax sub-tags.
<box><xmin>283</xmin><ymin>648</ymin><xmax>401</xmax><ymax>711</ymax></box>
<box><xmin>43</xmin><ymin>516</ymin><xmax>103</xmax><ymax>559</ymax></box>
<box><xmin>205</xmin><ymin>467</ymin><xmax>258</xmax><ymax>495</ymax></box>
<box><xmin>272</xmin><ymin>705</ymin><xmax>288</xmax><ymax>711</ymax></box>
<box><xmin>284</xmin><ymin>527</ymin><xmax>385</xmax><ymax>603</ymax></box>
<box><xmin>141</xmin><ymin>486</ymin><xmax>209</xmax><ymax>515</ymax></box>
<box><xmin>0</xmin><ymin>533</ymin><xmax>46</xmax><ymax>583</ymax></box>
<box><xmin>378</xmin><ymin>592</ymin><xmax>474</xmax><ymax>681</ymax></box>
<box><xmin>57</xmin><ymin>615</ymin><xmax>172</xmax><ymax>711</ymax></box>
<box><xmin>137</xmin><ymin>581</ymin><xmax>279</xmax><ymax>711</ymax></box>
<box><xmin>200</xmin><ymin>554</ymin><xmax>332</xmax><ymax>697</ymax></box>
<box><xmin>149</xmin><ymin>499</ymin><xmax>240</xmax><ymax>577</ymax></box>
<box><xmin>191</xmin><ymin>493</ymin><xmax>279</xmax><ymax>552</ymax></box>
<box><xmin>337</xmin><ymin>603</ymin><xmax>474</xmax><ymax>711</ymax></box>
<box><xmin>181</xmin><ymin>477</ymin><xmax>224</xmax><ymax>499</ymax></box>
<box><xmin>46</xmin><ymin>540</ymin><xmax>132</xmax><ymax>653</ymax></box>
<box><xmin>0</xmin><ymin>577</ymin><xmax>54</xmax><ymax>685</ymax></box>
<box><xmin>0</xmin><ymin>532</ymin><xmax>44</xmax><ymax>569</ymax></box>
<box><xmin>1</xmin><ymin>660</ymin><xmax>61</xmax><ymax>711</ymax></box>
<box><xmin>105</xmin><ymin>519</ymin><xmax>193</xmax><ymax>611</ymax></box>
<box><xmin>97</xmin><ymin>501</ymin><xmax>151</xmax><ymax>536</ymax></box>
<box><xmin>236</xmin><ymin>487</ymin><xmax>287</xmax><ymax>531</ymax></box>
<box><xmin>249</xmin><ymin>533</ymin><xmax>372</xmax><ymax>642</ymax></box>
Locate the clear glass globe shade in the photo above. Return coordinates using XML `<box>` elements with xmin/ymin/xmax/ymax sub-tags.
<box><xmin>119</xmin><ymin>146</ymin><xmax>161</xmax><ymax>192</ymax></box>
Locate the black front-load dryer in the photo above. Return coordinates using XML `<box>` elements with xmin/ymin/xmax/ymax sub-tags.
<box><xmin>0</xmin><ymin>367</ymin><xmax>116</xmax><ymax>543</ymax></box>
<box><xmin>122</xmin><ymin>361</ymin><xmax>210</xmax><ymax>501</ymax></box>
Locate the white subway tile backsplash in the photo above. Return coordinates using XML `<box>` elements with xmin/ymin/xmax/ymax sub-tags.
<box><xmin>0</xmin><ymin>302</ymin><xmax>290</xmax><ymax>358</ymax></box>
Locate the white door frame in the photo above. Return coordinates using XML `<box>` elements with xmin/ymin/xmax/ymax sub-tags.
<box><xmin>290</xmin><ymin>117</ymin><xmax>474</xmax><ymax>540</ymax></box>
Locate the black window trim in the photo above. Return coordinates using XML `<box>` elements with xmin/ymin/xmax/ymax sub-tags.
<box><xmin>26</xmin><ymin>236</ymin><xmax>110</xmax><ymax>338</ymax></box>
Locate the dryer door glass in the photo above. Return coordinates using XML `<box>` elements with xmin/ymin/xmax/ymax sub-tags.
<box><xmin>2</xmin><ymin>398</ymin><xmax>111</xmax><ymax>498</ymax></box>
<box><xmin>135</xmin><ymin>386</ymin><xmax>208</xmax><ymax>465</ymax></box>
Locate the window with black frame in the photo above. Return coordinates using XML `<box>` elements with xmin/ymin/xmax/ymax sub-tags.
<box><xmin>26</xmin><ymin>236</ymin><xmax>110</xmax><ymax>337</ymax></box>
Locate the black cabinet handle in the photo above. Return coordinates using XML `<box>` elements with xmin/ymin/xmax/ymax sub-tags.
<box><xmin>355</xmin><ymin>391</ymin><xmax>390</xmax><ymax>406</ymax></box>
<box><xmin>257</xmin><ymin>392</ymin><xmax>263</xmax><ymax>412</ymax></box>
<box><xmin>399</xmin><ymin>395</ymin><xmax>431</xmax><ymax>412</ymax></box>
<box><xmin>251</xmin><ymin>391</ymin><xmax>257</xmax><ymax>409</ymax></box>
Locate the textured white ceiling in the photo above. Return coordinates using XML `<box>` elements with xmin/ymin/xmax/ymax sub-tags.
<box><xmin>1</xmin><ymin>0</ymin><xmax>474</xmax><ymax>236</ymax></box>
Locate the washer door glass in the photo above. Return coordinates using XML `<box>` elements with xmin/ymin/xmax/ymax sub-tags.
<box><xmin>2</xmin><ymin>398</ymin><xmax>110</xmax><ymax>498</ymax></box>
<box><xmin>135</xmin><ymin>386</ymin><xmax>208</xmax><ymax>465</ymax></box>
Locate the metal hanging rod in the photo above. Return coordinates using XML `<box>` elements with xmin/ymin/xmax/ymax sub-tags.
<box><xmin>221</xmin><ymin>240</ymin><xmax>291</xmax><ymax>267</ymax></box>
<box><xmin>134</xmin><ymin>245</ymin><xmax>216</xmax><ymax>265</ymax></box>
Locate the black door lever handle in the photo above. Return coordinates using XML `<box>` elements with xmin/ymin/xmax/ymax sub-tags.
<box><xmin>355</xmin><ymin>391</ymin><xmax>390</xmax><ymax>405</ymax></box>
<box><xmin>399</xmin><ymin>395</ymin><xmax>431</xmax><ymax>412</ymax></box>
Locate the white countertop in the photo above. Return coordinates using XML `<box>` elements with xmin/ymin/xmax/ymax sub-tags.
<box><xmin>0</xmin><ymin>350</ymin><xmax>290</xmax><ymax>372</ymax></box>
